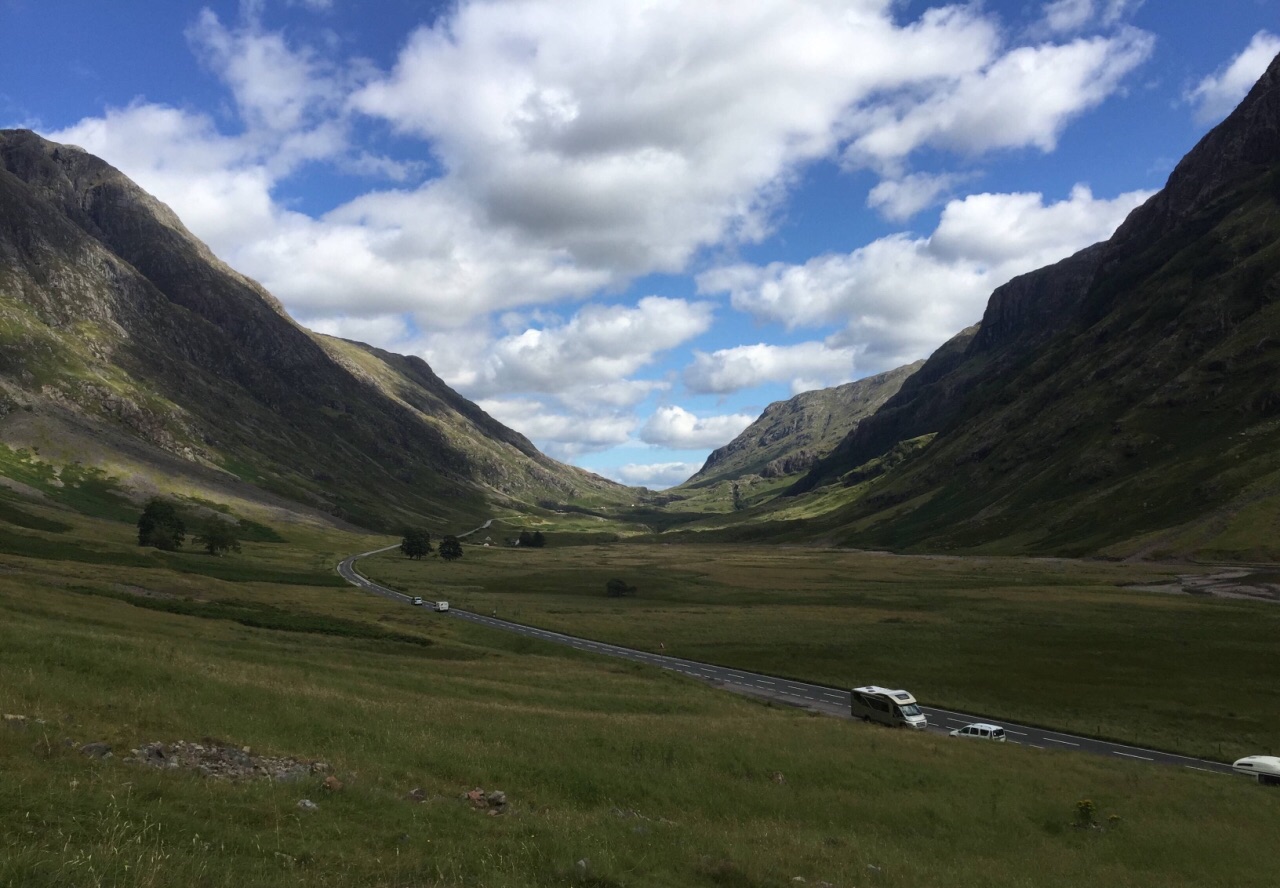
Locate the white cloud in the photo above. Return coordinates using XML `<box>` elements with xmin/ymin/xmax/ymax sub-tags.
<box><xmin>611</xmin><ymin>461</ymin><xmax>701</xmax><ymax>489</ymax></box>
<box><xmin>440</xmin><ymin>297</ymin><xmax>712</xmax><ymax>398</ymax></box>
<box><xmin>699</xmin><ymin>184</ymin><xmax>1152</xmax><ymax>369</ymax></box>
<box><xmin>867</xmin><ymin>171</ymin><xmax>965</xmax><ymax>221</ymax></box>
<box><xmin>1039</xmin><ymin>1</ymin><xmax>1141</xmax><ymax>35</ymax></box>
<box><xmin>640</xmin><ymin>406</ymin><xmax>754</xmax><ymax>450</ymax></box>
<box><xmin>43</xmin><ymin>3</ymin><xmax>1155</xmax><ymax>329</ymax></box>
<box><xmin>187</xmin><ymin>9</ymin><xmax>340</xmax><ymax>138</ymax></box>
<box><xmin>844</xmin><ymin>30</ymin><xmax>1153</xmax><ymax>170</ymax></box>
<box><xmin>684</xmin><ymin>342</ymin><xmax>859</xmax><ymax>396</ymax></box>
<box><xmin>476</xmin><ymin>397</ymin><xmax>635</xmax><ymax>459</ymax></box>
<box><xmin>1186</xmin><ymin>31</ymin><xmax>1280</xmax><ymax>125</ymax></box>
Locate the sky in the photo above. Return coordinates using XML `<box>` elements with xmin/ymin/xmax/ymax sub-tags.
<box><xmin>3</xmin><ymin>1</ymin><xmax>1278</xmax><ymax>489</ymax></box>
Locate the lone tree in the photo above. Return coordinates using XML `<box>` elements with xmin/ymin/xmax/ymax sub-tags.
<box><xmin>195</xmin><ymin>520</ymin><xmax>241</xmax><ymax>556</ymax></box>
<box><xmin>137</xmin><ymin>498</ymin><xmax>185</xmax><ymax>551</ymax></box>
<box><xmin>518</xmin><ymin>530</ymin><xmax>533</xmax><ymax>547</ymax></box>
<box><xmin>531</xmin><ymin>530</ymin><xmax>546</xmax><ymax>548</ymax></box>
<box><xmin>438</xmin><ymin>535</ymin><xmax>464</xmax><ymax>561</ymax></box>
<box><xmin>400</xmin><ymin>528</ymin><xmax>432</xmax><ymax>559</ymax></box>
<box><xmin>605</xmin><ymin>578</ymin><xmax>637</xmax><ymax>598</ymax></box>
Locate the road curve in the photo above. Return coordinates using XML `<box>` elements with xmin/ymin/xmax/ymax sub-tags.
<box><xmin>337</xmin><ymin>546</ymin><xmax>1234</xmax><ymax>776</ymax></box>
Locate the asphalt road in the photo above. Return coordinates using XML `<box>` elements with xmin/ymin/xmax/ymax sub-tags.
<box><xmin>337</xmin><ymin>547</ymin><xmax>1234</xmax><ymax>777</ymax></box>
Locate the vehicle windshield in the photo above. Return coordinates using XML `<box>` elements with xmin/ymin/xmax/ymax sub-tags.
<box><xmin>897</xmin><ymin>704</ymin><xmax>922</xmax><ymax>718</ymax></box>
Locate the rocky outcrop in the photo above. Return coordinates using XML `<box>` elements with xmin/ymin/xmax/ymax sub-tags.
<box><xmin>685</xmin><ymin>361</ymin><xmax>921</xmax><ymax>488</ymax></box>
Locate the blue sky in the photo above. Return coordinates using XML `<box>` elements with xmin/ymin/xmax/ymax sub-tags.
<box><xmin>3</xmin><ymin>0</ymin><xmax>1278</xmax><ymax>488</ymax></box>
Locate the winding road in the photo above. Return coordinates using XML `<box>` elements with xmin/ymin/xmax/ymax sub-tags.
<box><xmin>337</xmin><ymin>542</ymin><xmax>1234</xmax><ymax>776</ymax></box>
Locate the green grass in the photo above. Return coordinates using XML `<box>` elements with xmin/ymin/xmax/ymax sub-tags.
<box><xmin>3</xmin><ymin>523</ymin><xmax>1280</xmax><ymax>887</ymax></box>
<box><xmin>362</xmin><ymin>543</ymin><xmax>1280</xmax><ymax>762</ymax></box>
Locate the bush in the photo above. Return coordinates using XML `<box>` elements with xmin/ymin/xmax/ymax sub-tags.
<box><xmin>137</xmin><ymin>498</ymin><xmax>185</xmax><ymax>551</ymax></box>
<box><xmin>605</xmin><ymin>578</ymin><xmax>637</xmax><ymax>597</ymax></box>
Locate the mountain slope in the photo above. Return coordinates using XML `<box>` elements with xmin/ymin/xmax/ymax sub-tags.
<box><xmin>683</xmin><ymin>362</ymin><xmax>922</xmax><ymax>488</ymax></box>
<box><xmin>785</xmin><ymin>52</ymin><xmax>1280</xmax><ymax>558</ymax></box>
<box><xmin>0</xmin><ymin>130</ymin><xmax>630</xmax><ymax>529</ymax></box>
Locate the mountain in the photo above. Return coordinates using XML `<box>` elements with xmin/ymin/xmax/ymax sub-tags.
<box><xmin>784</xmin><ymin>51</ymin><xmax>1280</xmax><ymax>559</ymax></box>
<box><xmin>0</xmin><ymin>129</ymin><xmax>631</xmax><ymax>529</ymax></box>
<box><xmin>683</xmin><ymin>362</ymin><xmax>922</xmax><ymax>488</ymax></box>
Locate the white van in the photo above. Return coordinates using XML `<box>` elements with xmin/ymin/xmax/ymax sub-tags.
<box><xmin>850</xmin><ymin>686</ymin><xmax>928</xmax><ymax>729</ymax></box>
<box><xmin>1232</xmin><ymin>755</ymin><xmax>1280</xmax><ymax>785</ymax></box>
<box><xmin>434</xmin><ymin>601</ymin><xmax>450</xmax><ymax>612</ymax></box>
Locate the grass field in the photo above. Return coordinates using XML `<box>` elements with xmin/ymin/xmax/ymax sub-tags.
<box><xmin>361</xmin><ymin>541</ymin><xmax>1280</xmax><ymax>763</ymax></box>
<box><xmin>3</xmin><ymin>497</ymin><xmax>1280</xmax><ymax>886</ymax></box>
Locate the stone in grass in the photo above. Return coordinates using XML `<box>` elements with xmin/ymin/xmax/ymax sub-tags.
<box><xmin>297</xmin><ymin>799</ymin><xmax>319</xmax><ymax>812</ymax></box>
<box><xmin>3</xmin><ymin>714</ymin><xmax>28</xmax><ymax>731</ymax></box>
<box><xmin>406</xmin><ymin>788</ymin><xmax>427</xmax><ymax>803</ymax></box>
<box><xmin>80</xmin><ymin>742</ymin><xmax>112</xmax><ymax>758</ymax></box>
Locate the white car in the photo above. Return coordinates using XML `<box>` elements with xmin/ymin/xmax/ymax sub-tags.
<box><xmin>411</xmin><ymin>597</ymin><xmax>424</xmax><ymax>606</ymax></box>
<box><xmin>949</xmin><ymin>723</ymin><xmax>1007</xmax><ymax>741</ymax></box>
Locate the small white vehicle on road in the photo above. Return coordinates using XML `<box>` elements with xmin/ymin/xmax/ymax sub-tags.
<box><xmin>1232</xmin><ymin>755</ymin><xmax>1280</xmax><ymax>785</ymax></box>
<box><xmin>949</xmin><ymin>723</ymin><xmax>1007</xmax><ymax>741</ymax></box>
<box><xmin>850</xmin><ymin>686</ymin><xmax>928</xmax><ymax>729</ymax></box>
<box><xmin>411</xmin><ymin>597</ymin><xmax>424</xmax><ymax>606</ymax></box>
<box><xmin>434</xmin><ymin>601</ymin><xmax>450</xmax><ymax>612</ymax></box>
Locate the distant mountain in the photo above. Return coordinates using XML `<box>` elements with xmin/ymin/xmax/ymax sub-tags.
<box><xmin>785</xmin><ymin>51</ymin><xmax>1280</xmax><ymax>559</ymax></box>
<box><xmin>0</xmin><ymin>130</ymin><xmax>631</xmax><ymax>529</ymax></box>
<box><xmin>683</xmin><ymin>362</ymin><xmax>922</xmax><ymax>488</ymax></box>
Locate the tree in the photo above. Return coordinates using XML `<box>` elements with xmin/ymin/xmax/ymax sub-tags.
<box><xmin>531</xmin><ymin>530</ymin><xmax>546</xmax><ymax>548</ymax></box>
<box><xmin>400</xmin><ymin>528</ymin><xmax>432</xmax><ymax>559</ymax></box>
<box><xmin>137</xmin><ymin>498</ymin><xmax>185</xmax><ymax>551</ymax></box>
<box><xmin>605</xmin><ymin>578</ymin><xmax>637</xmax><ymax>598</ymax></box>
<box><xmin>518</xmin><ymin>530</ymin><xmax>533</xmax><ymax>547</ymax></box>
<box><xmin>438</xmin><ymin>535</ymin><xmax>463</xmax><ymax>561</ymax></box>
<box><xmin>195</xmin><ymin>520</ymin><xmax>241</xmax><ymax>556</ymax></box>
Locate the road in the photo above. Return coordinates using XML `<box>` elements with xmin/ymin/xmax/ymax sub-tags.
<box><xmin>337</xmin><ymin>546</ymin><xmax>1234</xmax><ymax>776</ymax></box>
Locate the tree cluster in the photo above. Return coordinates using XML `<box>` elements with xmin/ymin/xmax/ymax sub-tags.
<box><xmin>400</xmin><ymin>528</ymin><xmax>433</xmax><ymax>559</ymax></box>
<box><xmin>518</xmin><ymin>530</ymin><xmax>546</xmax><ymax>548</ymax></box>
<box><xmin>137</xmin><ymin>498</ymin><xmax>186</xmax><ymax>551</ymax></box>
<box><xmin>195</xmin><ymin>519</ymin><xmax>241</xmax><ymax>556</ymax></box>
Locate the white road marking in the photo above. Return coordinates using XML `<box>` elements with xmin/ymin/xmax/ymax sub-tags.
<box><xmin>758</xmin><ymin>679</ymin><xmax>775</xmax><ymax>685</ymax></box>
<box><xmin>1114</xmin><ymin>752</ymin><xmax>1154</xmax><ymax>761</ymax></box>
<box><xmin>1030</xmin><ymin>744</ymin><xmax>1045</xmax><ymax>749</ymax></box>
<box><xmin>1047</xmin><ymin>738</ymin><xmax>1079</xmax><ymax>746</ymax></box>
<box><xmin>1006</xmin><ymin>730</ymin><xmax>1027</xmax><ymax>736</ymax></box>
<box><xmin>1185</xmin><ymin>766</ymin><xmax>1217</xmax><ymax>773</ymax></box>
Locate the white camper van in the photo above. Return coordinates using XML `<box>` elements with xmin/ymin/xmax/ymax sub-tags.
<box><xmin>434</xmin><ymin>601</ymin><xmax>450</xmax><ymax>612</ymax></box>
<box><xmin>1233</xmin><ymin>755</ymin><xmax>1280</xmax><ymax>785</ymax></box>
<box><xmin>850</xmin><ymin>686</ymin><xmax>928</xmax><ymax>730</ymax></box>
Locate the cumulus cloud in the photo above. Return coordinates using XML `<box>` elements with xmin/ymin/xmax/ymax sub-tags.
<box><xmin>1040</xmin><ymin>0</ymin><xmax>1140</xmax><ymax>34</ymax></box>
<box><xmin>684</xmin><ymin>342</ymin><xmax>859</xmax><ymax>396</ymax></box>
<box><xmin>443</xmin><ymin>297</ymin><xmax>712</xmax><ymax>397</ymax></box>
<box><xmin>843</xmin><ymin>29</ymin><xmax>1153</xmax><ymax>170</ymax></box>
<box><xmin>640</xmin><ymin>406</ymin><xmax>754</xmax><ymax>450</ymax></box>
<box><xmin>611</xmin><ymin>462</ymin><xmax>701</xmax><ymax>489</ymax></box>
<box><xmin>1186</xmin><ymin>31</ymin><xmax>1280</xmax><ymax>125</ymax></box>
<box><xmin>476</xmin><ymin>398</ymin><xmax>635</xmax><ymax>459</ymax></box>
<box><xmin>699</xmin><ymin>184</ymin><xmax>1152</xmax><ymax>370</ymax></box>
<box><xmin>867</xmin><ymin>172</ymin><xmax>965</xmax><ymax>221</ymax></box>
<box><xmin>43</xmin><ymin>2</ymin><xmax>1154</xmax><ymax>328</ymax></box>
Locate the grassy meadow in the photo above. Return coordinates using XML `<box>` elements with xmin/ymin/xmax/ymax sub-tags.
<box><xmin>362</xmin><ymin>541</ymin><xmax>1280</xmax><ymax>763</ymax></box>
<box><xmin>2</xmin><ymin>494</ymin><xmax>1279</xmax><ymax>886</ymax></box>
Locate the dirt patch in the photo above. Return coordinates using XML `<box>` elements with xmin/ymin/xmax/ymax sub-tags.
<box><xmin>1129</xmin><ymin>570</ymin><xmax>1280</xmax><ymax>604</ymax></box>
